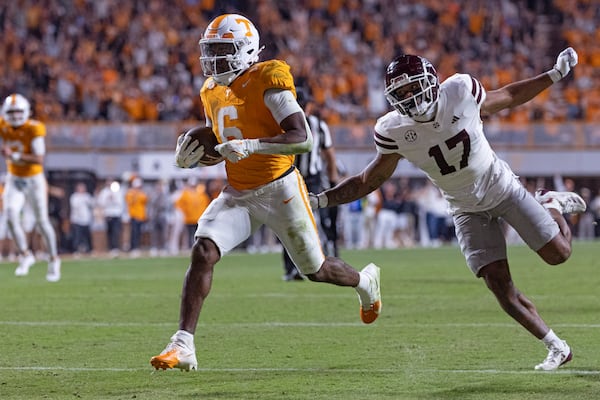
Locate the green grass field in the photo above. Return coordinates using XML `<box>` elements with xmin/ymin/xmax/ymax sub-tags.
<box><xmin>0</xmin><ymin>242</ymin><xmax>598</xmax><ymax>400</ymax></box>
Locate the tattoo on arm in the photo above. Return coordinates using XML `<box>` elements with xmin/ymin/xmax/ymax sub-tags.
<box><xmin>326</xmin><ymin>153</ymin><xmax>400</xmax><ymax>206</ymax></box>
<box><xmin>367</xmin><ymin>172</ymin><xmax>389</xmax><ymax>191</ymax></box>
<box><xmin>327</xmin><ymin>172</ymin><xmax>387</xmax><ymax>206</ymax></box>
<box><xmin>328</xmin><ymin>179</ymin><xmax>360</xmax><ymax>206</ymax></box>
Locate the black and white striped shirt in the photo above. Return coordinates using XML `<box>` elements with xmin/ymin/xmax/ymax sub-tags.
<box><xmin>295</xmin><ymin>113</ymin><xmax>333</xmax><ymax>191</ymax></box>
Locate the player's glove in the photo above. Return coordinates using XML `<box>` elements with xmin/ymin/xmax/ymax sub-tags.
<box><xmin>175</xmin><ymin>133</ymin><xmax>204</xmax><ymax>168</ymax></box>
<box><xmin>548</xmin><ymin>47</ymin><xmax>578</xmax><ymax>83</ymax></box>
<box><xmin>215</xmin><ymin>139</ymin><xmax>260</xmax><ymax>163</ymax></box>
<box><xmin>309</xmin><ymin>192</ymin><xmax>328</xmax><ymax>210</ymax></box>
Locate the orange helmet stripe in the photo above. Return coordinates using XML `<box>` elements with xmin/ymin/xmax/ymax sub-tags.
<box><xmin>205</xmin><ymin>14</ymin><xmax>228</xmax><ymax>39</ymax></box>
<box><xmin>204</xmin><ymin>14</ymin><xmax>253</xmax><ymax>39</ymax></box>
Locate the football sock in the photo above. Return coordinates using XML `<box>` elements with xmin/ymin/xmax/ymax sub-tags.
<box><xmin>355</xmin><ymin>271</ymin><xmax>370</xmax><ymax>293</ymax></box>
<box><xmin>175</xmin><ymin>329</ymin><xmax>195</xmax><ymax>347</ymax></box>
<box><xmin>541</xmin><ymin>329</ymin><xmax>560</xmax><ymax>347</ymax></box>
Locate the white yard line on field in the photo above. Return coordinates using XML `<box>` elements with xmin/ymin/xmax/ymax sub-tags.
<box><xmin>0</xmin><ymin>366</ymin><xmax>598</xmax><ymax>375</ymax></box>
<box><xmin>1</xmin><ymin>320</ymin><xmax>600</xmax><ymax>328</ymax></box>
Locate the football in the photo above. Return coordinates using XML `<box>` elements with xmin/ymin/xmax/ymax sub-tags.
<box><xmin>180</xmin><ymin>125</ymin><xmax>224</xmax><ymax>166</ymax></box>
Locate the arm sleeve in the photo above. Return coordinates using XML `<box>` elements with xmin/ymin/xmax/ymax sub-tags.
<box><xmin>263</xmin><ymin>89</ymin><xmax>303</xmax><ymax>124</ymax></box>
<box><xmin>31</xmin><ymin>136</ymin><xmax>46</xmax><ymax>156</ymax></box>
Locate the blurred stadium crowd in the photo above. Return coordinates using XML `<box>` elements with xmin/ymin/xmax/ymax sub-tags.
<box><xmin>1</xmin><ymin>0</ymin><xmax>599</xmax><ymax>125</ymax></box>
<box><xmin>2</xmin><ymin>1</ymin><xmax>600</xmax><ymax>260</ymax></box>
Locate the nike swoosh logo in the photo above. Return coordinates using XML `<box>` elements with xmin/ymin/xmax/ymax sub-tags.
<box><xmin>283</xmin><ymin>196</ymin><xmax>294</xmax><ymax>204</ymax></box>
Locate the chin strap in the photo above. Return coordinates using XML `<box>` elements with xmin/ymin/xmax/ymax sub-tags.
<box><xmin>412</xmin><ymin>103</ymin><xmax>438</xmax><ymax>122</ymax></box>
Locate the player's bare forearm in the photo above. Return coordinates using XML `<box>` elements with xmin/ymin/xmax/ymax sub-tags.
<box><xmin>482</xmin><ymin>73</ymin><xmax>553</xmax><ymax>115</ymax></box>
<box><xmin>324</xmin><ymin>153</ymin><xmax>401</xmax><ymax>206</ymax></box>
<box><xmin>325</xmin><ymin>174</ymin><xmax>382</xmax><ymax>206</ymax></box>
<box><xmin>256</xmin><ymin>112</ymin><xmax>312</xmax><ymax>154</ymax></box>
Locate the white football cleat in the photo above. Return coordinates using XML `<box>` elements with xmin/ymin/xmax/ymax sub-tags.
<box><xmin>535</xmin><ymin>189</ymin><xmax>586</xmax><ymax>214</ymax></box>
<box><xmin>46</xmin><ymin>259</ymin><xmax>61</xmax><ymax>282</ymax></box>
<box><xmin>151</xmin><ymin>334</ymin><xmax>198</xmax><ymax>371</ymax></box>
<box><xmin>357</xmin><ymin>263</ymin><xmax>381</xmax><ymax>324</ymax></box>
<box><xmin>15</xmin><ymin>253</ymin><xmax>36</xmax><ymax>277</ymax></box>
<box><xmin>534</xmin><ymin>340</ymin><xmax>572</xmax><ymax>371</ymax></box>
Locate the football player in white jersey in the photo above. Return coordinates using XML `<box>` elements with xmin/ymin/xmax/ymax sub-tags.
<box><xmin>0</xmin><ymin>93</ymin><xmax>61</xmax><ymax>282</ymax></box>
<box><xmin>150</xmin><ymin>14</ymin><xmax>381</xmax><ymax>372</ymax></box>
<box><xmin>312</xmin><ymin>48</ymin><xmax>586</xmax><ymax>371</ymax></box>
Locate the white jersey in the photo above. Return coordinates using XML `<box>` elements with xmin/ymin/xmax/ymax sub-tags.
<box><xmin>374</xmin><ymin>73</ymin><xmax>519</xmax><ymax>213</ymax></box>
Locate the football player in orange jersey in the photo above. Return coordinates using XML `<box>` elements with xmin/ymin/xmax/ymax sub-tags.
<box><xmin>150</xmin><ymin>14</ymin><xmax>381</xmax><ymax>372</ymax></box>
<box><xmin>0</xmin><ymin>93</ymin><xmax>61</xmax><ymax>282</ymax></box>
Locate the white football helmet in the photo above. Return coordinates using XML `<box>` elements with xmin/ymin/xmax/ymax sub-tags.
<box><xmin>2</xmin><ymin>93</ymin><xmax>31</xmax><ymax>127</ymax></box>
<box><xmin>199</xmin><ymin>14</ymin><xmax>262</xmax><ymax>86</ymax></box>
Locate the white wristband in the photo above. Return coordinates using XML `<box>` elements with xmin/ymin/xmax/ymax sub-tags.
<box><xmin>244</xmin><ymin>138</ymin><xmax>261</xmax><ymax>154</ymax></box>
<box><xmin>547</xmin><ymin>68</ymin><xmax>563</xmax><ymax>83</ymax></box>
<box><xmin>317</xmin><ymin>192</ymin><xmax>328</xmax><ymax>208</ymax></box>
<box><xmin>245</xmin><ymin>138</ymin><xmax>312</xmax><ymax>155</ymax></box>
<box><xmin>11</xmin><ymin>152</ymin><xmax>21</xmax><ymax>161</ymax></box>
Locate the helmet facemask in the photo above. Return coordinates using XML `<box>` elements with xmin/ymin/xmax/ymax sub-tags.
<box><xmin>199</xmin><ymin>14</ymin><xmax>262</xmax><ymax>86</ymax></box>
<box><xmin>199</xmin><ymin>38</ymin><xmax>259</xmax><ymax>85</ymax></box>
<box><xmin>384</xmin><ymin>56</ymin><xmax>439</xmax><ymax>118</ymax></box>
<box><xmin>2</xmin><ymin>94</ymin><xmax>31</xmax><ymax>127</ymax></box>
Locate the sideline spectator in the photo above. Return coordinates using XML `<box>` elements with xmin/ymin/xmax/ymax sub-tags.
<box><xmin>174</xmin><ymin>178</ymin><xmax>210</xmax><ymax>250</ymax></box>
<box><xmin>341</xmin><ymin>199</ymin><xmax>365</xmax><ymax>250</ymax></box>
<box><xmin>148</xmin><ymin>179</ymin><xmax>171</xmax><ymax>257</ymax></box>
<box><xmin>69</xmin><ymin>182</ymin><xmax>94</xmax><ymax>255</ymax></box>
<box><xmin>417</xmin><ymin>181</ymin><xmax>451</xmax><ymax>247</ymax></box>
<box><xmin>168</xmin><ymin>179</ymin><xmax>185</xmax><ymax>255</ymax></box>
<box><xmin>125</xmin><ymin>177</ymin><xmax>148</xmax><ymax>257</ymax></box>
<box><xmin>96</xmin><ymin>179</ymin><xmax>125</xmax><ymax>257</ymax></box>
<box><xmin>576</xmin><ymin>187</ymin><xmax>595</xmax><ymax>240</ymax></box>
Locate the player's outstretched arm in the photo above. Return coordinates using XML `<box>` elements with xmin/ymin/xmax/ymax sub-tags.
<box><xmin>312</xmin><ymin>152</ymin><xmax>402</xmax><ymax>209</ymax></box>
<box><xmin>482</xmin><ymin>47</ymin><xmax>577</xmax><ymax>116</ymax></box>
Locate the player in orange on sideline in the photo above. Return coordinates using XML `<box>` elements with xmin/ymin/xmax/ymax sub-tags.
<box><xmin>150</xmin><ymin>13</ymin><xmax>381</xmax><ymax>372</ymax></box>
<box><xmin>0</xmin><ymin>93</ymin><xmax>61</xmax><ymax>282</ymax></box>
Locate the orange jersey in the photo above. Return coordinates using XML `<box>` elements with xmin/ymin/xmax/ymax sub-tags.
<box><xmin>0</xmin><ymin>118</ymin><xmax>45</xmax><ymax>177</ymax></box>
<box><xmin>201</xmin><ymin>60</ymin><xmax>296</xmax><ymax>190</ymax></box>
<box><xmin>125</xmin><ymin>188</ymin><xmax>148</xmax><ymax>221</ymax></box>
<box><xmin>175</xmin><ymin>187</ymin><xmax>211</xmax><ymax>224</ymax></box>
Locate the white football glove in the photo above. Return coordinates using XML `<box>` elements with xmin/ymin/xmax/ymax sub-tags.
<box><xmin>548</xmin><ymin>47</ymin><xmax>578</xmax><ymax>83</ymax></box>
<box><xmin>175</xmin><ymin>133</ymin><xmax>204</xmax><ymax>168</ymax></box>
<box><xmin>214</xmin><ymin>139</ymin><xmax>260</xmax><ymax>163</ymax></box>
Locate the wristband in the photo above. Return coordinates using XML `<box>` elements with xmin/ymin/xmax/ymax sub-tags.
<box><xmin>11</xmin><ymin>152</ymin><xmax>21</xmax><ymax>161</ymax></box>
<box><xmin>317</xmin><ymin>192</ymin><xmax>328</xmax><ymax>208</ymax></box>
<box><xmin>547</xmin><ymin>68</ymin><xmax>563</xmax><ymax>83</ymax></box>
<box><xmin>246</xmin><ymin>138</ymin><xmax>312</xmax><ymax>155</ymax></box>
<box><xmin>244</xmin><ymin>138</ymin><xmax>261</xmax><ymax>153</ymax></box>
